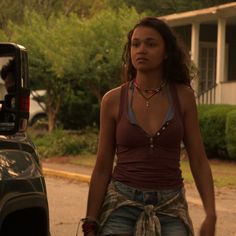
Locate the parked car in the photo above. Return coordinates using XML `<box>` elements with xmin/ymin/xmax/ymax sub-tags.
<box><xmin>29</xmin><ymin>90</ymin><xmax>47</xmax><ymax>127</ymax></box>
<box><xmin>0</xmin><ymin>43</ymin><xmax>50</xmax><ymax>236</ymax></box>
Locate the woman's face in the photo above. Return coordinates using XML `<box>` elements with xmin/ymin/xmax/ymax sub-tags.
<box><xmin>130</xmin><ymin>26</ymin><xmax>166</xmax><ymax>73</ymax></box>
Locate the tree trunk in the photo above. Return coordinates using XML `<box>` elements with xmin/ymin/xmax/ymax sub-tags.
<box><xmin>47</xmin><ymin>89</ymin><xmax>61</xmax><ymax>132</ymax></box>
<box><xmin>47</xmin><ymin>110</ymin><xmax>57</xmax><ymax>132</ymax></box>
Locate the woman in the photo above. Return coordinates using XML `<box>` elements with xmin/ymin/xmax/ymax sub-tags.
<box><xmin>82</xmin><ymin>17</ymin><xmax>216</xmax><ymax>236</ymax></box>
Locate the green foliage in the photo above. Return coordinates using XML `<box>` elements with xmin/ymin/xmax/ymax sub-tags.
<box><xmin>59</xmin><ymin>89</ymin><xmax>100</xmax><ymax>129</ymax></box>
<box><xmin>0</xmin><ymin>0</ymin><xmax>92</xmax><ymax>28</ymax></box>
<box><xmin>226</xmin><ymin>110</ymin><xmax>236</xmax><ymax>160</ymax></box>
<box><xmin>197</xmin><ymin>104</ymin><xmax>230</xmax><ymax>118</ymax></box>
<box><xmin>76</xmin><ymin>6</ymin><xmax>141</xmax><ymax>102</ymax></box>
<box><xmin>1</xmin><ymin>0</ymin><xmax>235</xmax><ymax>31</ymax></box>
<box><xmin>0</xmin><ymin>29</ymin><xmax>8</xmax><ymax>41</ymax></box>
<box><xmin>105</xmin><ymin>0</ymin><xmax>236</xmax><ymax>16</ymax></box>
<box><xmin>198</xmin><ymin>105</ymin><xmax>236</xmax><ymax>158</ymax></box>
<box><xmin>0</xmin><ymin>1</ymin><xmax>25</xmax><ymax>30</ymax></box>
<box><xmin>30</xmin><ymin>128</ymin><xmax>98</xmax><ymax>158</ymax></box>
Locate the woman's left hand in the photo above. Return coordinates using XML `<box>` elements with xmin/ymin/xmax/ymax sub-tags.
<box><xmin>200</xmin><ymin>215</ymin><xmax>217</xmax><ymax>236</ymax></box>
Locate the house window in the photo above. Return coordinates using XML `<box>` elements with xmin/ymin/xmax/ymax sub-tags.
<box><xmin>199</xmin><ymin>42</ymin><xmax>216</xmax><ymax>93</ymax></box>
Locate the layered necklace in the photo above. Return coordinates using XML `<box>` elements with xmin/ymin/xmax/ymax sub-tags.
<box><xmin>133</xmin><ymin>79</ymin><xmax>166</xmax><ymax>108</ymax></box>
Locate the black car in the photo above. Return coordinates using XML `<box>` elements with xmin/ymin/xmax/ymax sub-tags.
<box><xmin>0</xmin><ymin>43</ymin><xmax>50</xmax><ymax>236</ymax></box>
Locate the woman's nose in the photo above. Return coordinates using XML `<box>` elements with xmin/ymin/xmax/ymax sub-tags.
<box><xmin>137</xmin><ymin>43</ymin><xmax>147</xmax><ymax>53</ymax></box>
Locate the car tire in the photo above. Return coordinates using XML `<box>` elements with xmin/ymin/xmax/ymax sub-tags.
<box><xmin>30</xmin><ymin>113</ymin><xmax>48</xmax><ymax>129</ymax></box>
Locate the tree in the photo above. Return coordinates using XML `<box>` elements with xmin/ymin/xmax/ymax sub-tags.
<box><xmin>58</xmin><ymin>6</ymin><xmax>142</xmax><ymax>129</ymax></box>
<box><xmin>105</xmin><ymin>0</ymin><xmax>236</xmax><ymax>16</ymax></box>
<box><xmin>0</xmin><ymin>0</ymin><xmax>97</xmax><ymax>32</ymax></box>
<box><xmin>8</xmin><ymin>10</ymin><xmax>73</xmax><ymax>131</ymax></box>
<box><xmin>6</xmin><ymin>6</ymin><xmax>141</xmax><ymax>131</ymax></box>
<box><xmin>75</xmin><ymin>7</ymin><xmax>141</xmax><ymax>103</ymax></box>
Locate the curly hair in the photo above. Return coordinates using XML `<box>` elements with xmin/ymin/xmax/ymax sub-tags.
<box><xmin>122</xmin><ymin>17</ymin><xmax>192</xmax><ymax>87</ymax></box>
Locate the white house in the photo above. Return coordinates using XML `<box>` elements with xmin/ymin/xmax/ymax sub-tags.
<box><xmin>160</xmin><ymin>2</ymin><xmax>236</xmax><ymax>104</ymax></box>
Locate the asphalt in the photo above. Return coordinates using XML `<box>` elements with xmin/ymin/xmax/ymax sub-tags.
<box><xmin>42</xmin><ymin>160</ymin><xmax>236</xmax><ymax>214</ymax></box>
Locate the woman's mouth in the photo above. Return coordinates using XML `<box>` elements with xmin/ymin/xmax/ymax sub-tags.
<box><xmin>136</xmin><ymin>57</ymin><xmax>148</xmax><ymax>63</ymax></box>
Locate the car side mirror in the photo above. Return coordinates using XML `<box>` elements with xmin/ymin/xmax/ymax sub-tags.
<box><xmin>0</xmin><ymin>43</ymin><xmax>30</xmax><ymax>135</ymax></box>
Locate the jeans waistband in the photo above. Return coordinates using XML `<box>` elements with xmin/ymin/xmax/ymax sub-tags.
<box><xmin>112</xmin><ymin>180</ymin><xmax>182</xmax><ymax>205</ymax></box>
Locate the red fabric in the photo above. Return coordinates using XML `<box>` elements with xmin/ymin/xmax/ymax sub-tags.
<box><xmin>112</xmin><ymin>82</ymin><xmax>184</xmax><ymax>190</ymax></box>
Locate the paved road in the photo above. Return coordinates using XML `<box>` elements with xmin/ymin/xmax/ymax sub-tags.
<box><xmin>46</xmin><ymin>176</ymin><xmax>236</xmax><ymax>236</ymax></box>
<box><xmin>46</xmin><ymin>177</ymin><xmax>88</xmax><ymax>236</ymax></box>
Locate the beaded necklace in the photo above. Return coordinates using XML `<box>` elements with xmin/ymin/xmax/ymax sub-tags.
<box><xmin>133</xmin><ymin>79</ymin><xmax>166</xmax><ymax>108</ymax></box>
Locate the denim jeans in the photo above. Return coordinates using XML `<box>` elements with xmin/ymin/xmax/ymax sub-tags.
<box><xmin>99</xmin><ymin>181</ymin><xmax>188</xmax><ymax>236</ymax></box>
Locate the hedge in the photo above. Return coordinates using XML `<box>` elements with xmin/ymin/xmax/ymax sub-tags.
<box><xmin>197</xmin><ymin>104</ymin><xmax>236</xmax><ymax>158</ymax></box>
<box><xmin>226</xmin><ymin>110</ymin><xmax>236</xmax><ymax>160</ymax></box>
<box><xmin>30</xmin><ymin>128</ymin><xmax>99</xmax><ymax>158</ymax></box>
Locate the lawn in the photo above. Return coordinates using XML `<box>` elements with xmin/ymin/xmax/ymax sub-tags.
<box><xmin>181</xmin><ymin>159</ymin><xmax>236</xmax><ymax>188</ymax></box>
<box><xmin>69</xmin><ymin>155</ymin><xmax>236</xmax><ymax>189</ymax></box>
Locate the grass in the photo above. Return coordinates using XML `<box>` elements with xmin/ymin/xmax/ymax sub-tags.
<box><xmin>69</xmin><ymin>155</ymin><xmax>236</xmax><ymax>188</ymax></box>
<box><xmin>28</xmin><ymin>128</ymin><xmax>98</xmax><ymax>158</ymax></box>
<box><xmin>70</xmin><ymin>154</ymin><xmax>97</xmax><ymax>167</ymax></box>
<box><xmin>181</xmin><ymin>159</ymin><xmax>236</xmax><ymax>188</ymax></box>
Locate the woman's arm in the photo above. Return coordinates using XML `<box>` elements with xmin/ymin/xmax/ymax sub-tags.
<box><xmin>179</xmin><ymin>86</ymin><xmax>216</xmax><ymax>235</ymax></box>
<box><xmin>85</xmin><ymin>88</ymin><xmax>119</xmax><ymax>221</ymax></box>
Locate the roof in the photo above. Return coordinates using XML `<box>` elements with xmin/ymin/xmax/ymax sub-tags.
<box><xmin>159</xmin><ymin>2</ymin><xmax>236</xmax><ymax>26</ymax></box>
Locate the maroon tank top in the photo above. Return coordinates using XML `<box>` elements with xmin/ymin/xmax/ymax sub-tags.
<box><xmin>112</xmin><ymin>82</ymin><xmax>184</xmax><ymax>190</ymax></box>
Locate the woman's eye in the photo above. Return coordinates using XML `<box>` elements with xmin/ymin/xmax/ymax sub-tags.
<box><xmin>131</xmin><ymin>41</ymin><xmax>139</xmax><ymax>47</ymax></box>
<box><xmin>147</xmin><ymin>42</ymin><xmax>156</xmax><ymax>47</ymax></box>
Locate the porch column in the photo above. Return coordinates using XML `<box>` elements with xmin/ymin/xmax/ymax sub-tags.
<box><xmin>216</xmin><ymin>18</ymin><xmax>226</xmax><ymax>104</ymax></box>
<box><xmin>191</xmin><ymin>22</ymin><xmax>200</xmax><ymax>94</ymax></box>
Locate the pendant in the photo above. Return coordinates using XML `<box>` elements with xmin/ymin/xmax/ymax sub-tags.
<box><xmin>146</xmin><ymin>101</ymin><xmax>150</xmax><ymax>107</ymax></box>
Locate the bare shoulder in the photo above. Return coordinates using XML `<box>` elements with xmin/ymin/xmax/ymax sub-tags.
<box><xmin>174</xmin><ymin>83</ymin><xmax>196</xmax><ymax>113</ymax></box>
<box><xmin>175</xmin><ymin>83</ymin><xmax>195</xmax><ymax>98</ymax></box>
<box><xmin>101</xmin><ymin>85</ymin><xmax>123</xmax><ymax>119</ymax></box>
<box><xmin>102</xmin><ymin>86</ymin><xmax>122</xmax><ymax>106</ymax></box>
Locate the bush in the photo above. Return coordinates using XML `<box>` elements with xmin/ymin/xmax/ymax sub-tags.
<box><xmin>197</xmin><ymin>104</ymin><xmax>225</xmax><ymax>117</ymax></box>
<box><xmin>29</xmin><ymin>128</ymin><xmax>98</xmax><ymax>158</ymax></box>
<box><xmin>226</xmin><ymin>110</ymin><xmax>236</xmax><ymax>160</ymax></box>
<box><xmin>198</xmin><ymin>105</ymin><xmax>236</xmax><ymax>158</ymax></box>
<box><xmin>59</xmin><ymin>90</ymin><xmax>100</xmax><ymax>130</ymax></box>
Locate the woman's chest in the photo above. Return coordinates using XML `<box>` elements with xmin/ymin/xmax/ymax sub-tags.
<box><xmin>129</xmin><ymin>89</ymin><xmax>170</xmax><ymax>137</ymax></box>
<box><xmin>116</xmin><ymin>113</ymin><xmax>183</xmax><ymax>148</ymax></box>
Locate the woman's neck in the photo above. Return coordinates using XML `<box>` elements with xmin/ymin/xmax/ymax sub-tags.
<box><xmin>135</xmin><ymin>71</ymin><xmax>164</xmax><ymax>90</ymax></box>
